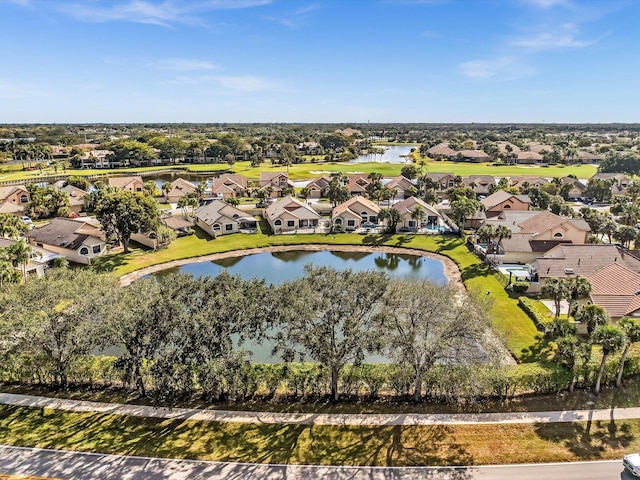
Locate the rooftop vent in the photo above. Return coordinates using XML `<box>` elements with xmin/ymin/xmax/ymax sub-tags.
<box><xmin>564</xmin><ymin>268</ymin><xmax>575</xmax><ymax>275</ymax></box>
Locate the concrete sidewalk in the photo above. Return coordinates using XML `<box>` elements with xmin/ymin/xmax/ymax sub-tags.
<box><xmin>0</xmin><ymin>392</ymin><xmax>637</xmax><ymax>426</ymax></box>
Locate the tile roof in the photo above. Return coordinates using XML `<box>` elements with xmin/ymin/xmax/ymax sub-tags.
<box><xmin>427</xmin><ymin>143</ymin><xmax>457</xmax><ymax>157</ymax></box>
<box><xmin>481</xmin><ymin>190</ymin><xmax>531</xmax><ymax>209</ymax></box>
<box><xmin>107</xmin><ymin>176</ymin><xmax>143</xmax><ymax>189</ymax></box>
<box><xmin>518</xmin><ymin>210</ymin><xmax>590</xmax><ymax>235</ymax></box>
<box><xmin>166</xmin><ymin>178</ymin><xmax>197</xmax><ymax>197</ymax></box>
<box><xmin>385</xmin><ymin>176</ymin><xmax>415</xmax><ymax>190</ymax></box>
<box><xmin>393</xmin><ymin>196</ymin><xmax>441</xmax><ymax>217</ymax></box>
<box><xmin>332</xmin><ymin>196</ymin><xmax>381</xmax><ymax>219</ymax></box>
<box><xmin>265</xmin><ymin>196</ymin><xmax>320</xmax><ymax>222</ymax></box>
<box><xmin>0</xmin><ymin>185</ymin><xmax>28</xmax><ymax>201</ymax></box>
<box><xmin>535</xmin><ymin>244</ymin><xmax>640</xmax><ymax>279</ymax></box>
<box><xmin>588</xmin><ymin>263</ymin><xmax>640</xmax><ymax>318</ymax></box>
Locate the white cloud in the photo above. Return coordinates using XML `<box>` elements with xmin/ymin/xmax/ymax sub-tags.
<box><xmin>459</xmin><ymin>57</ymin><xmax>534</xmax><ymax>80</ymax></box>
<box><xmin>169</xmin><ymin>75</ymin><xmax>278</xmax><ymax>92</ymax></box>
<box><xmin>148</xmin><ymin>58</ymin><xmax>218</xmax><ymax>71</ymax></box>
<box><xmin>0</xmin><ymin>78</ymin><xmax>48</xmax><ymax>98</ymax></box>
<box><xmin>510</xmin><ymin>24</ymin><xmax>597</xmax><ymax>51</ymax></box>
<box><xmin>264</xmin><ymin>2</ymin><xmax>321</xmax><ymax>28</ymax></box>
<box><xmin>58</xmin><ymin>0</ymin><xmax>273</xmax><ymax>27</ymax></box>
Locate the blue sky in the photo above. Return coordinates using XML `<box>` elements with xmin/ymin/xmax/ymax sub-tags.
<box><xmin>0</xmin><ymin>0</ymin><xmax>637</xmax><ymax>123</ymax></box>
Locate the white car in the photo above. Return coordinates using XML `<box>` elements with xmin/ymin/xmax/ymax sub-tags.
<box><xmin>20</xmin><ymin>216</ymin><xmax>32</xmax><ymax>225</ymax></box>
<box><xmin>624</xmin><ymin>453</ymin><xmax>640</xmax><ymax>477</ymax></box>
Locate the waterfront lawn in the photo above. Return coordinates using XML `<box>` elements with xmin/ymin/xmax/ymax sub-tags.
<box><xmin>1</xmin><ymin>404</ymin><xmax>639</xmax><ymax>466</ymax></box>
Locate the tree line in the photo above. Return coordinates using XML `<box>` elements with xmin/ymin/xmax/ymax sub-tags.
<box><xmin>0</xmin><ymin>266</ymin><xmax>500</xmax><ymax>404</ymax></box>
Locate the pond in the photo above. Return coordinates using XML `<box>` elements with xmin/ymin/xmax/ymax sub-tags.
<box><xmin>349</xmin><ymin>145</ymin><xmax>415</xmax><ymax>164</ymax></box>
<box><xmin>149</xmin><ymin>250</ymin><xmax>448</xmax><ymax>363</ymax></box>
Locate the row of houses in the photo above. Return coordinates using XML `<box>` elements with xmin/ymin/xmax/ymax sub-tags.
<box><xmin>426</xmin><ymin>142</ymin><xmax>604</xmax><ymax>164</ymax></box>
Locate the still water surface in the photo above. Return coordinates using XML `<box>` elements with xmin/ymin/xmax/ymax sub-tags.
<box><xmin>150</xmin><ymin>250</ymin><xmax>447</xmax><ymax>363</ymax></box>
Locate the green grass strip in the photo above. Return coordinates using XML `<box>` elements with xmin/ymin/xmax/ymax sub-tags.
<box><xmin>1</xmin><ymin>404</ymin><xmax>638</xmax><ymax>466</ymax></box>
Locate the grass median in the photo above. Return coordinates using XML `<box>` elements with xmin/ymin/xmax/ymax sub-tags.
<box><xmin>0</xmin><ymin>404</ymin><xmax>637</xmax><ymax>466</ymax></box>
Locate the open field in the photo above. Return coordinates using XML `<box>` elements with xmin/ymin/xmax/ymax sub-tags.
<box><xmin>1</xmin><ymin>404</ymin><xmax>639</xmax><ymax>466</ymax></box>
<box><xmin>0</xmin><ymin>159</ymin><xmax>598</xmax><ymax>183</ymax></box>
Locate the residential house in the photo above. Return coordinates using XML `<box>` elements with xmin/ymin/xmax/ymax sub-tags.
<box><xmin>259</xmin><ymin>172</ymin><xmax>294</xmax><ymax>198</ymax></box>
<box><xmin>591</xmin><ymin>173</ymin><xmax>631</xmax><ymax>197</ymax></box>
<box><xmin>332</xmin><ymin>196</ymin><xmax>380</xmax><ymax>231</ymax></box>
<box><xmin>346</xmin><ymin>174</ymin><xmax>371</xmax><ymax>196</ymax></box>
<box><xmin>560</xmin><ymin>176</ymin><xmax>587</xmax><ymax>200</ymax></box>
<box><xmin>161</xmin><ymin>214</ymin><xmax>194</xmax><ymax>237</ymax></box>
<box><xmin>483</xmin><ymin>210</ymin><xmax>590</xmax><ymax>264</ymax></box>
<box><xmin>305</xmin><ymin>176</ymin><xmax>332</xmax><ymax>199</ymax></box>
<box><xmin>194</xmin><ymin>200</ymin><xmax>257</xmax><ymax>238</ymax></box>
<box><xmin>107</xmin><ymin>176</ymin><xmax>145</xmax><ymax>193</ymax></box>
<box><xmin>516</xmin><ymin>151</ymin><xmax>544</xmax><ymax>164</ymax></box>
<box><xmin>60</xmin><ymin>184</ymin><xmax>88</xmax><ymax>214</ymax></box>
<box><xmin>385</xmin><ymin>176</ymin><xmax>415</xmax><ymax>201</ymax></box>
<box><xmin>296</xmin><ymin>142</ymin><xmax>324</xmax><ymax>156</ymax></box>
<box><xmin>0</xmin><ymin>185</ymin><xmax>30</xmax><ymax>216</ymax></box>
<box><xmin>425</xmin><ymin>172</ymin><xmax>457</xmax><ymax>197</ymax></box>
<box><xmin>509</xmin><ymin>176</ymin><xmax>549</xmax><ymax>191</ymax></box>
<box><xmin>163</xmin><ymin>178</ymin><xmax>197</xmax><ymax>204</ymax></box>
<box><xmin>530</xmin><ymin>244</ymin><xmax>640</xmax><ymax>287</ymax></box>
<box><xmin>210</xmin><ymin>174</ymin><xmax>248</xmax><ymax>199</ymax></box>
<box><xmin>393</xmin><ymin>196</ymin><xmax>446</xmax><ymax>232</ymax></box>
<box><xmin>265</xmin><ymin>196</ymin><xmax>321</xmax><ymax>234</ymax></box>
<box><xmin>587</xmin><ymin>263</ymin><xmax>640</xmax><ymax>320</ymax></box>
<box><xmin>463</xmin><ymin>175</ymin><xmax>495</xmax><ymax>197</ymax></box>
<box><xmin>527</xmin><ymin>143</ymin><xmax>555</xmax><ymax>153</ymax></box>
<box><xmin>426</xmin><ymin>143</ymin><xmax>457</xmax><ymax>159</ymax></box>
<box><xmin>577</xmin><ymin>150</ymin><xmax>603</xmax><ymax>163</ymax></box>
<box><xmin>481</xmin><ymin>190</ymin><xmax>531</xmax><ymax>217</ymax></box>
<box><xmin>77</xmin><ymin>150</ymin><xmax>118</xmax><ymax>169</ymax></box>
<box><xmin>496</xmin><ymin>142</ymin><xmax>521</xmax><ymax>154</ymax></box>
<box><xmin>0</xmin><ymin>237</ymin><xmax>62</xmax><ymax>277</ymax></box>
<box><xmin>25</xmin><ymin>217</ymin><xmax>107</xmax><ymax>265</ymax></box>
<box><xmin>456</xmin><ymin>150</ymin><xmax>491</xmax><ymax>163</ymax></box>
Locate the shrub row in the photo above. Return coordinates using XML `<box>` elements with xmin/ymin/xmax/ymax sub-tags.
<box><xmin>2</xmin><ymin>354</ymin><xmax>638</xmax><ymax>404</ymax></box>
<box><xmin>519</xmin><ymin>296</ymin><xmax>552</xmax><ymax>331</ymax></box>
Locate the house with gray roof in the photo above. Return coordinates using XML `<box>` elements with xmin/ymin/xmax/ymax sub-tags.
<box><xmin>194</xmin><ymin>200</ymin><xmax>257</xmax><ymax>238</ymax></box>
<box><xmin>25</xmin><ymin>217</ymin><xmax>106</xmax><ymax>265</ymax></box>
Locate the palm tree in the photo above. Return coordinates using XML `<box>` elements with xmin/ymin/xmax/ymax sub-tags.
<box><xmin>379</xmin><ymin>207</ymin><xmax>401</xmax><ymax>233</ymax></box>
<box><xmin>555</xmin><ymin>335</ymin><xmax>590</xmax><ymax>394</ymax></box>
<box><xmin>591</xmin><ymin>325</ymin><xmax>625</xmax><ymax>395</ymax></box>
<box><xmin>0</xmin><ymin>249</ymin><xmax>16</xmax><ymax>287</ymax></box>
<box><xmin>6</xmin><ymin>238</ymin><xmax>33</xmax><ymax>281</ymax></box>
<box><xmin>541</xmin><ymin>277</ymin><xmax>569</xmax><ymax>319</ymax></box>
<box><xmin>411</xmin><ymin>205</ymin><xmax>425</xmax><ymax>230</ymax></box>
<box><xmin>575</xmin><ymin>303</ymin><xmax>609</xmax><ymax>336</ymax></box>
<box><xmin>565</xmin><ymin>276</ymin><xmax>592</xmax><ymax>321</ymax></box>
<box><xmin>492</xmin><ymin>225</ymin><xmax>512</xmax><ymax>263</ymax></box>
<box><xmin>616</xmin><ymin>317</ymin><xmax>640</xmax><ymax>387</ymax></box>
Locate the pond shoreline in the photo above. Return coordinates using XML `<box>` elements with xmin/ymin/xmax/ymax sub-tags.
<box><xmin>119</xmin><ymin>244</ymin><xmax>463</xmax><ymax>287</ymax></box>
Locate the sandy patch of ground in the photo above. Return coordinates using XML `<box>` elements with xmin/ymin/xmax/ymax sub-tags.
<box><xmin>119</xmin><ymin>244</ymin><xmax>463</xmax><ymax>287</ymax></box>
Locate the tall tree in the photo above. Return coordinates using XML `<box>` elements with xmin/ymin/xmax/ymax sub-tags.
<box><xmin>94</xmin><ymin>190</ymin><xmax>161</xmax><ymax>253</ymax></box>
<box><xmin>380</xmin><ymin>278</ymin><xmax>494</xmax><ymax>401</ymax></box>
<box><xmin>275</xmin><ymin>265</ymin><xmax>388</xmax><ymax>402</ymax></box>
<box><xmin>565</xmin><ymin>276</ymin><xmax>592</xmax><ymax>321</ymax></box>
<box><xmin>554</xmin><ymin>335</ymin><xmax>590</xmax><ymax>393</ymax></box>
<box><xmin>616</xmin><ymin>317</ymin><xmax>640</xmax><ymax>388</ymax></box>
<box><xmin>591</xmin><ymin>325</ymin><xmax>625</xmax><ymax>395</ymax></box>
<box><xmin>1</xmin><ymin>269</ymin><xmax>118</xmax><ymax>386</ymax></box>
<box><xmin>575</xmin><ymin>303</ymin><xmax>609</xmax><ymax>336</ymax></box>
<box><xmin>541</xmin><ymin>277</ymin><xmax>570</xmax><ymax>319</ymax></box>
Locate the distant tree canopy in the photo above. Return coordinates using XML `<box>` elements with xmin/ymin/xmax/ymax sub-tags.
<box><xmin>599</xmin><ymin>151</ymin><xmax>640</xmax><ymax>175</ymax></box>
<box><xmin>319</xmin><ymin>133</ymin><xmax>350</xmax><ymax>151</ymax></box>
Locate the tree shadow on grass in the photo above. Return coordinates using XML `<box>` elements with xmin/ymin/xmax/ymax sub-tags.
<box><xmin>534</xmin><ymin>416</ymin><xmax>635</xmax><ymax>459</ymax></box>
<box><xmin>460</xmin><ymin>264</ymin><xmax>491</xmax><ymax>282</ymax></box>
<box><xmin>519</xmin><ymin>333</ymin><xmax>552</xmax><ymax>363</ymax></box>
<box><xmin>432</xmin><ymin>236</ymin><xmax>463</xmax><ymax>253</ymax></box>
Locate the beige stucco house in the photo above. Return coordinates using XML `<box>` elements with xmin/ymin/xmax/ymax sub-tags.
<box><xmin>163</xmin><ymin>178</ymin><xmax>197</xmax><ymax>204</ymax></box>
<box><xmin>332</xmin><ymin>196</ymin><xmax>380</xmax><ymax>231</ymax></box>
<box><xmin>0</xmin><ymin>185</ymin><xmax>30</xmax><ymax>216</ymax></box>
<box><xmin>107</xmin><ymin>176</ymin><xmax>145</xmax><ymax>193</ymax></box>
<box><xmin>393</xmin><ymin>196</ymin><xmax>445</xmax><ymax>232</ymax></box>
<box><xmin>25</xmin><ymin>217</ymin><xmax>107</xmax><ymax>265</ymax></box>
<box><xmin>265</xmin><ymin>196</ymin><xmax>321</xmax><ymax>234</ymax></box>
<box><xmin>194</xmin><ymin>200</ymin><xmax>257</xmax><ymax>238</ymax></box>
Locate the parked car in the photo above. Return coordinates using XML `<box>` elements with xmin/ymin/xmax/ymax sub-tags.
<box><xmin>362</xmin><ymin>221</ymin><xmax>378</xmax><ymax>229</ymax></box>
<box><xmin>623</xmin><ymin>453</ymin><xmax>640</xmax><ymax>477</ymax></box>
<box><xmin>20</xmin><ymin>216</ymin><xmax>32</xmax><ymax>225</ymax></box>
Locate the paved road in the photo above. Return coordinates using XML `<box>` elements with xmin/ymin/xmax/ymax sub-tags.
<box><xmin>0</xmin><ymin>445</ymin><xmax>631</xmax><ymax>480</ymax></box>
<box><xmin>1</xmin><ymin>392</ymin><xmax>639</xmax><ymax>426</ymax></box>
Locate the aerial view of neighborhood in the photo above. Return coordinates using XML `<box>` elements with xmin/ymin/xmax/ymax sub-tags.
<box><xmin>2</xmin><ymin>0</ymin><xmax>640</xmax><ymax>479</ymax></box>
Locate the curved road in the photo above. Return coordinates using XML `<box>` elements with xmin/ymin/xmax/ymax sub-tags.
<box><xmin>0</xmin><ymin>445</ymin><xmax>631</xmax><ymax>480</ymax></box>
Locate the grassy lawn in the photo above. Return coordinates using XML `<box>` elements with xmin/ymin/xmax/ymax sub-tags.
<box><xmin>105</xmin><ymin>231</ymin><xmax>538</xmax><ymax>360</ymax></box>
<box><xmin>0</xmin><ymin>404</ymin><xmax>638</xmax><ymax>466</ymax></box>
<box><xmin>0</xmin><ymin>159</ymin><xmax>597</xmax><ymax>183</ymax></box>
